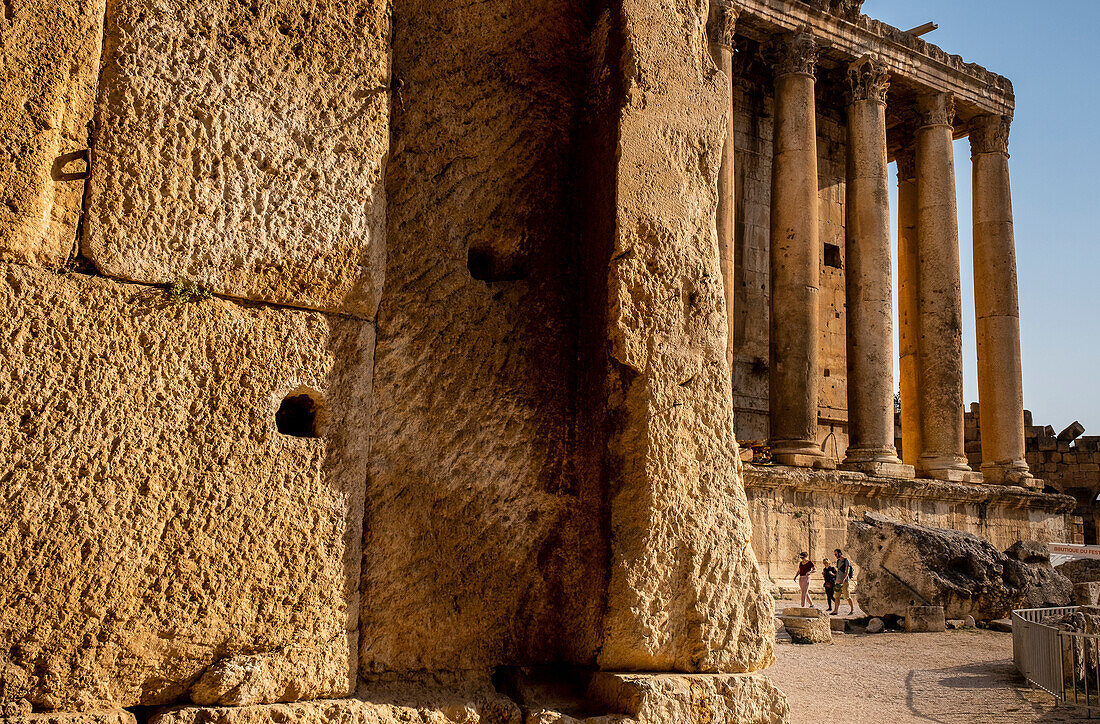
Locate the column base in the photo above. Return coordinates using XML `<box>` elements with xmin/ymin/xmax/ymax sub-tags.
<box><xmin>920</xmin><ymin>467</ymin><xmax>984</xmax><ymax>484</ymax></box>
<box><xmin>916</xmin><ymin>453</ymin><xmax>981</xmax><ymax>483</ymax></box>
<box><xmin>982</xmin><ymin>461</ymin><xmax>1036</xmax><ymax>488</ymax></box>
<box><xmin>770</xmin><ymin>440</ymin><xmax>829</xmax><ymax>469</ymax></box>
<box><xmin>839</xmin><ymin>460</ymin><xmax>916</xmax><ymax>478</ymax></box>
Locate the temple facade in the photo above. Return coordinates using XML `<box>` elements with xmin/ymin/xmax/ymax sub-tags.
<box><xmin>712</xmin><ymin>0</ymin><xmax>1078</xmax><ymax>586</ymax></box>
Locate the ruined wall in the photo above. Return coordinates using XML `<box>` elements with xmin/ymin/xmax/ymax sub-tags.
<box><xmin>730</xmin><ymin>59</ymin><xmax>849</xmax><ymax>455</ymax></box>
<box><xmin>1</xmin><ymin>0</ymin><xmax>388</xmax><ymax>711</ymax></box>
<box><xmin>745</xmin><ymin>467</ymin><xmax>1073</xmax><ymax>591</ymax></box>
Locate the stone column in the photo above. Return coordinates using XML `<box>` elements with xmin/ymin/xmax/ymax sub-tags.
<box><xmin>709</xmin><ymin>1</ymin><xmax>739</xmax><ymax>375</ymax></box>
<box><xmin>895</xmin><ymin>146</ymin><xmax>923</xmax><ymax>468</ymax></box>
<box><xmin>970</xmin><ymin>114</ymin><xmax>1033</xmax><ymax>486</ymax></box>
<box><xmin>841</xmin><ymin>57</ymin><xmax>912</xmax><ymax>478</ymax></box>
<box><xmin>768</xmin><ymin>31</ymin><xmax>825</xmax><ymax>468</ymax></box>
<box><xmin>914</xmin><ymin>92</ymin><xmax>980</xmax><ymax>482</ymax></box>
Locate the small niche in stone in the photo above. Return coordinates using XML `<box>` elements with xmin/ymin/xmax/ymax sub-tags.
<box><xmin>276</xmin><ymin>389</ymin><xmax>324</xmax><ymax>438</ymax></box>
<box><xmin>467</xmin><ymin>246</ymin><xmax>527</xmax><ymax>283</ymax></box>
<box><xmin>823</xmin><ymin>243</ymin><xmax>842</xmax><ymax>269</ymax></box>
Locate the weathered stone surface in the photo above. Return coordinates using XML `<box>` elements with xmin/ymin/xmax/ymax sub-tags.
<box><xmin>1003</xmin><ymin>540</ymin><xmax>1072</xmax><ymax>609</ymax></box>
<box><xmin>777</xmin><ymin>609</ymin><xmax>831</xmax><ymax>644</ymax></box>
<box><xmin>1057</xmin><ymin>558</ymin><xmax>1100</xmax><ymax>584</ymax></box>
<box><xmin>587</xmin><ymin>673</ymin><xmax>789</xmax><ymax>724</ymax></box>
<box><xmin>905</xmin><ymin>606</ymin><xmax>946</xmax><ymax>633</ymax></box>
<box><xmin>596</xmin><ymin>0</ymin><xmax>774</xmax><ymax>674</ymax></box>
<box><xmin>847</xmin><ymin>512</ymin><xmax>1030</xmax><ymax>620</ymax></box>
<box><xmin>0</xmin><ymin>0</ymin><xmax>104</xmax><ymax>266</ymax></box>
<box><xmin>1074</xmin><ymin>582</ymin><xmax>1100</xmax><ymax>606</ymax></box>
<box><xmin>357</xmin><ymin>0</ymin><xmax>606</xmax><ymax>677</ymax></box>
<box><xmin>85</xmin><ymin>0</ymin><xmax>389</xmax><ymax>316</ymax></box>
<box><xmin>0</xmin><ymin>263</ymin><xmax>373</xmax><ymax>709</ymax></box>
<box><xmin>865</xmin><ymin>618</ymin><xmax>885</xmax><ymax>634</ymax></box>
<box><xmin>3</xmin><ymin>711</ymin><xmax>135</xmax><ymax>724</ymax></box>
<box><xmin>154</xmin><ymin>678</ymin><xmax>523</xmax><ymax>724</ymax></box>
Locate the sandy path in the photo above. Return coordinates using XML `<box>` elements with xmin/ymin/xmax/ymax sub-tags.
<box><xmin>765</xmin><ymin>628</ymin><xmax>1091</xmax><ymax>723</ymax></box>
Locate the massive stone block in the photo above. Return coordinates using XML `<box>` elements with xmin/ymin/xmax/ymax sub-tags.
<box><xmin>597</xmin><ymin>0</ymin><xmax>775</xmax><ymax>673</ymax></box>
<box><xmin>85</xmin><ymin>0</ymin><xmax>389</xmax><ymax>316</ymax></box>
<box><xmin>0</xmin><ymin>263</ymin><xmax>373</xmax><ymax>710</ymax></box>
<box><xmin>359</xmin><ymin>0</ymin><xmax>605</xmax><ymax>674</ymax></box>
<box><xmin>0</xmin><ymin>0</ymin><xmax>105</xmax><ymax>266</ymax></box>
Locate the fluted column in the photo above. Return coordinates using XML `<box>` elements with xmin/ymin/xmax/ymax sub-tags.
<box><xmin>895</xmin><ymin>146</ymin><xmax>923</xmax><ymax>469</ymax></box>
<box><xmin>768</xmin><ymin>31</ymin><xmax>825</xmax><ymax>468</ymax></box>
<box><xmin>914</xmin><ymin>92</ymin><xmax>980</xmax><ymax>483</ymax></box>
<box><xmin>840</xmin><ymin>57</ymin><xmax>912</xmax><ymax>478</ymax></box>
<box><xmin>970</xmin><ymin>114</ymin><xmax>1033</xmax><ymax>487</ymax></box>
<box><xmin>709</xmin><ymin>0</ymin><xmax>739</xmax><ymax>375</ymax></box>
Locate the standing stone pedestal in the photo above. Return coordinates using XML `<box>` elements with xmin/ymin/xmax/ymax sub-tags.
<box><xmin>905</xmin><ymin>605</ymin><xmax>947</xmax><ymax>632</ymax></box>
<box><xmin>777</xmin><ymin>607</ymin><xmax>832</xmax><ymax>644</ymax></box>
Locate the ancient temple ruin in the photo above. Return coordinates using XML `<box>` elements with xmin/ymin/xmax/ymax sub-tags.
<box><xmin>0</xmin><ymin>0</ymin><xmax>1077</xmax><ymax>722</ymax></box>
<box><xmin>711</xmin><ymin>1</ymin><xmax>1078</xmax><ymax>587</ymax></box>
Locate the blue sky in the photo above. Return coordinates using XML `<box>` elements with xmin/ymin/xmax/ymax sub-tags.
<box><xmin>866</xmin><ymin>0</ymin><xmax>1100</xmax><ymax>435</ymax></box>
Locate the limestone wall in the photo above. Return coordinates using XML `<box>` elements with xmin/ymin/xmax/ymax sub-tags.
<box><xmin>730</xmin><ymin>62</ymin><xmax>850</xmax><ymax>455</ymax></box>
<box><xmin>745</xmin><ymin>466</ymin><xmax>1073</xmax><ymax>589</ymax></box>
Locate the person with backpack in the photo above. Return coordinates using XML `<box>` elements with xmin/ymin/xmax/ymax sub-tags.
<box><xmin>831</xmin><ymin>548</ymin><xmax>856</xmax><ymax>616</ymax></box>
<box><xmin>793</xmin><ymin>551</ymin><xmax>816</xmax><ymax>608</ymax></box>
<box><xmin>821</xmin><ymin>556</ymin><xmax>837</xmax><ymax>611</ymax></box>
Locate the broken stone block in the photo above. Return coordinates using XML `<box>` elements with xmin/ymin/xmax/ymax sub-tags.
<box><xmin>905</xmin><ymin>606</ymin><xmax>946</xmax><ymax>633</ymax></box>
<box><xmin>1057</xmin><ymin>558</ymin><xmax>1100</xmax><ymax>584</ymax></box>
<box><xmin>1003</xmin><ymin>541</ymin><xmax>1073</xmax><ymax>609</ymax></box>
<box><xmin>847</xmin><ymin>513</ymin><xmax>1065</xmax><ymax>620</ymax></box>
<box><xmin>777</xmin><ymin>608</ymin><xmax>832</xmax><ymax>644</ymax></box>
<box><xmin>0</xmin><ymin>262</ymin><xmax>374</xmax><ymax>709</ymax></box>
<box><xmin>2</xmin><ymin>712</ymin><xmax>135</xmax><ymax>724</ymax></box>
<box><xmin>586</xmin><ymin>673</ymin><xmax>790</xmax><ymax>724</ymax></box>
<box><xmin>865</xmin><ymin>618</ymin><xmax>885</xmax><ymax>634</ymax></box>
<box><xmin>0</xmin><ymin>0</ymin><xmax>105</xmax><ymax>266</ymax></box>
<box><xmin>85</xmin><ymin>0</ymin><xmax>390</xmax><ymax>316</ymax></box>
<box><xmin>1059</xmin><ymin>421</ymin><xmax>1086</xmax><ymax>442</ymax></box>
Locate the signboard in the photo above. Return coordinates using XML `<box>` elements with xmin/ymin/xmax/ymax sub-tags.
<box><xmin>1049</xmin><ymin>542</ymin><xmax>1100</xmax><ymax>567</ymax></box>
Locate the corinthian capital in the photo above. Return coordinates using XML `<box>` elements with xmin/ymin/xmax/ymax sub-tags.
<box><xmin>769</xmin><ymin>30</ymin><xmax>820</xmax><ymax>79</ymax></box>
<box><xmin>969</xmin><ymin>114</ymin><xmax>1012</xmax><ymax>156</ymax></box>
<box><xmin>916</xmin><ymin>92</ymin><xmax>955</xmax><ymax>128</ymax></box>
<box><xmin>710</xmin><ymin>1</ymin><xmax>740</xmax><ymax>50</ymax></box>
<box><xmin>847</xmin><ymin>56</ymin><xmax>889</xmax><ymax>105</ymax></box>
<box><xmin>895</xmin><ymin>146</ymin><xmax>916</xmax><ymax>183</ymax></box>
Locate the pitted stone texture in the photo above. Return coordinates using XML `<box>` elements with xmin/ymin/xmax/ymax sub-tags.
<box><xmin>359</xmin><ymin>0</ymin><xmax>605</xmax><ymax>674</ymax></box>
<box><xmin>587</xmin><ymin>673</ymin><xmax>789</xmax><ymax>724</ymax></box>
<box><xmin>904</xmin><ymin>605</ymin><xmax>946</xmax><ymax>633</ymax></box>
<box><xmin>777</xmin><ymin>608</ymin><xmax>831</xmax><ymax>644</ymax></box>
<box><xmin>0</xmin><ymin>0</ymin><xmax>104</xmax><ymax>266</ymax></box>
<box><xmin>2</xmin><ymin>712</ymin><xmax>135</xmax><ymax>724</ymax></box>
<box><xmin>0</xmin><ymin>263</ymin><xmax>374</xmax><ymax>709</ymax></box>
<box><xmin>597</xmin><ymin>0</ymin><xmax>774</xmax><ymax>674</ymax></box>
<box><xmin>152</xmin><ymin>678</ymin><xmax>523</xmax><ymax>724</ymax></box>
<box><xmin>85</xmin><ymin>0</ymin><xmax>389</xmax><ymax>316</ymax></box>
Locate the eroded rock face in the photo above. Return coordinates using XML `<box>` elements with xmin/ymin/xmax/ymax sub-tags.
<box><xmin>847</xmin><ymin>512</ymin><xmax>1051</xmax><ymax>620</ymax></box>
<box><xmin>596</xmin><ymin>0</ymin><xmax>775</xmax><ymax>674</ymax></box>
<box><xmin>587</xmin><ymin>673</ymin><xmax>790</xmax><ymax>724</ymax></box>
<box><xmin>1057</xmin><ymin>558</ymin><xmax>1100</xmax><ymax>584</ymax></box>
<box><xmin>85</xmin><ymin>0</ymin><xmax>389</xmax><ymax>316</ymax></box>
<box><xmin>0</xmin><ymin>0</ymin><xmax>105</xmax><ymax>266</ymax></box>
<box><xmin>0</xmin><ymin>263</ymin><xmax>373</xmax><ymax>709</ymax></box>
<box><xmin>1003</xmin><ymin>540</ymin><xmax>1072</xmax><ymax>609</ymax></box>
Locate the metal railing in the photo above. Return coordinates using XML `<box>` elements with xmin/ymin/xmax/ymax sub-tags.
<box><xmin>1013</xmin><ymin>605</ymin><xmax>1100</xmax><ymax>715</ymax></box>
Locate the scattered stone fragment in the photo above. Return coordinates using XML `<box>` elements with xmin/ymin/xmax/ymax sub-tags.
<box><xmin>946</xmin><ymin>619</ymin><xmax>964</xmax><ymax>630</ymax></box>
<box><xmin>829</xmin><ymin>618</ymin><xmax>848</xmax><ymax>633</ymax></box>
<box><xmin>905</xmin><ymin>606</ymin><xmax>947</xmax><ymax>633</ymax></box>
<box><xmin>988</xmin><ymin>619</ymin><xmax>1013</xmax><ymax>633</ymax></box>
<box><xmin>866</xmin><ymin>618</ymin><xmax>885</xmax><ymax>634</ymax></box>
<box><xmin>778</xmin><ymin>608</ymin><xmax>832</xmax><ymax>644</ymax></box>
<box><xmin>964</xmin><ymin>616</ymin><xmax>977</xmax><ymax>628</ymax></box>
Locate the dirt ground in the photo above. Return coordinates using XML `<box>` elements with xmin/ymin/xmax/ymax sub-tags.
<box><xmin>766</xmin><ymin>625</ymin><xmax>1095</xmax><ymax>723</ymax></box>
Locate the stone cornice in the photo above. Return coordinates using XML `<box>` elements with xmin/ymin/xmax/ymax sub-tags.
<box><xmin>734</xmin><ymin>0</ymin><xmax>1014</xmax><ymax>118</ymax></box>
<box><xmin>743</xmin><ymin>464</ymin><xmax>1077</xmax><ymax>514</ymax></box>
<box><xmin>970</xmin><ymin>114</ymin><xmax>1011</xmax><ymax>156</ymax></box>
<box><xmin>847</xmin><ymin>55</ymin><xmax>888</xmax><ymax>105</ymax></box>
<box><xmin>768</xmin><ymin>30</ymin><xmax>820</xmax><ymax>79</ymax></box>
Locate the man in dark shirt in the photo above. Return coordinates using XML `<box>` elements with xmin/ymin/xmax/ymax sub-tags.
<box><xmin>821</xmin><ymin>557</ymin><xmax>837</xmax><ymax>611</ymax></box>
<box><xmin>831</xmin><ymin>548</ymin><xmax>855</xmax><ymax>616</ymax></box>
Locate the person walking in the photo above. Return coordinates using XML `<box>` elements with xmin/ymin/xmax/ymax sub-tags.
<box><xmin>794</xmin><ymin>552</ymin><xmax>815</xmax><ymax>608</ymax></box>
<box><xmin>832</xmin><ymin>548</ymin><xmax>856</xmax><ymax>616</ymax></box>
<box><xmin>821</xmin><ymin>557</ymin><xmax>837</xmax><ymax>612</ymax></box>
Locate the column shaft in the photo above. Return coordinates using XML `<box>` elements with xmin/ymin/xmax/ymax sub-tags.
<box><xmin>896</xmin><ymin>149</ymin><xmax>923</xmax><ymax>468</ymax></box>
<box><xmin>970</xmin><ymin>115</ymin><xmax>1032</xmax><ymax>486</ymax></box>
<box><xmin>768</xmin><ymin>32</ymin><xmax>824</xmax><ymax>467</ymax></box>
<box><xmin>841</xmin><ymin>57</ymin><xmax>911</xmax><ymax>477</ymax></box>
<box><xmin>709</xmin><ymin>2</ymin><xmax>738</xmax><ymax>375</ymax></box>
<box><xmin>914</xmin><ymin>92</ymin><xmax>979</xmax><ymax>482</ymax></box>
